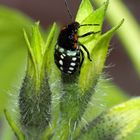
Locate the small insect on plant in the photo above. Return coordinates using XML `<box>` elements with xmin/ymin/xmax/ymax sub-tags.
<box><xmin>54</xmin><ymin>0</ymin><xmax>100</xmax><ymax>74</ymax></box>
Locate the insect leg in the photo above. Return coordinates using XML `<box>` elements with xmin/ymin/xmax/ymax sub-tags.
<box><xmin>78</xmin><ymin>42</ymin><xmax>92</xmax><ymax>61</ymax></box>
<box><xmin>78</xmin><ymin>31</ymin><xmax>100</xmax><ymax>38</ymax></box>
<box><xmin>80</xmin><ymin>24</ymin><xmax>100</xmax><ymax>27</ymax></box>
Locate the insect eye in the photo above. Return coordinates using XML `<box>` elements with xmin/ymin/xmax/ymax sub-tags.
<box><xmin>69</xmin><ymin>35</ymin><xmax>73</xmax><ymax>39</ymax></box>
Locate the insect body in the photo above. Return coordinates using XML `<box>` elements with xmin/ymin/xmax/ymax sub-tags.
<box><xmin>54</xmin><ymin>22</ymin><xmax>99</xmax><ymax>74</ymax></box>
<box><xmin>55</xmin><ymin>22</ymin><xmax>80</xmax><ymax>74</ymax></box>
<box><xmin>54</xmin><ymin>0</ymin><xmax>100</xmax><ymax>74</ymax></box>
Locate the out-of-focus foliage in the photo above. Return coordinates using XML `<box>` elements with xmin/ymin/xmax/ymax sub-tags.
<box><xmin>0</xmin><ymin>6</ymin><xmax>32</xmax><ymax>114</ymax></box>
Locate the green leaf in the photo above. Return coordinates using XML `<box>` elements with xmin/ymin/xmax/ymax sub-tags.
<box><xmin>44</xmin><ymin>22</ymin><xmax>58</xmax><ymax>75</ymax></box>
<box><xmin>78</xmin><ymin>98</ymin><xmax>140</xmax><ymax>140</ymax></box>
<box><xmin>24</xmin><ymin>22</ymin><xmax>57</xmax><ymax>88</ymax></box>
<box><xmin>77</xmin><ymin>0</ymin><xmax>108</xmax><ymax>40</ymax></box>
<box><xmin>76</xmin><ymin>97</ymin><xmax>140</xmax><ymax>140</ymax></box>
<box><xmin>4</xmin><ymin>109</ymin><xmax>25</xmax><ymax>140</ymax></box>
<box><xmin>24</xmin><ymin>23</ymin><xmax>44</xmax><ymax>89</ymax></box>
<box><xmin>94</xmin><ymin>0</ymin><xmax>140</xmax><ymax>76</ymax></box>
<box><xmin>79</xmin><ymin>19</ymin><xmax>124</xmax><ymax>92</ymax></box>
<box><xmin>76</xmin><ymin>0</ymin><xmax>94</xmax><ymax>23</ymax></box>
<box><xmin>77</xmin><ymin>1</ymin><xmax>109</xmax><ymax>92</ymax></box>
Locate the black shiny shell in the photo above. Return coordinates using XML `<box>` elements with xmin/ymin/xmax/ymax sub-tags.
<box><xmin>54</xmin><ymin>22</ymin><xmax>81</xmax><ymax>74</ymax></box>
<box><xmin>54</xmin><ymin>45</ymin><xmax>80</xmax><ymax>74</ymax></box>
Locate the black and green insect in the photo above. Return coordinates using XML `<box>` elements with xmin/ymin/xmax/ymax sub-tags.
<box><xmin>54</xmin><ymin>0</ymin><xmax>100</xmax><ymax>74</ymax></box>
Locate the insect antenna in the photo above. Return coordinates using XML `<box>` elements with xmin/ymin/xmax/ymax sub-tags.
<box><xmin>64</xmin><ymin>0</ymin><xmax>73</xmax><ymax>21</ymax></box>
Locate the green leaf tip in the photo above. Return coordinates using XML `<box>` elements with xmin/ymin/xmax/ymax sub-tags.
<box><xmin>45</xmin><ymin>22</ymin><xmax>57</xmax><ymax>53</ymax></box>
<box><xmin>76</xmin><ymin>0</ymin><xmax>94</xmax><ymax>23</ymax></box>
<box><xmin>4</xmin><ymin>109</ymin><xmax>25</xmax><ymax>140</ymax></box>
<box><xmin>76</xmin><ymin>97</ymin><xmax>140</xmax><ymax>140</ymax></box>
<box><xmin>23</xmin><ymin>22</ymin><xmax>58</xmax><ymax>89</ymax></box>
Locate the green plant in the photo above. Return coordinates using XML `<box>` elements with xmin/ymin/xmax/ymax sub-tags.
<box><xmin>0</xmin><ymin>0</ymin><xmax>140</xmax><ymax>140</ymax></box>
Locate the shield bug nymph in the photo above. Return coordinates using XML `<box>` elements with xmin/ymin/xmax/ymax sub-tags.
<box><xmin>54</xmin><ymin>0</ymin><xmax>100</xmax><ymax>74</ymax></box>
